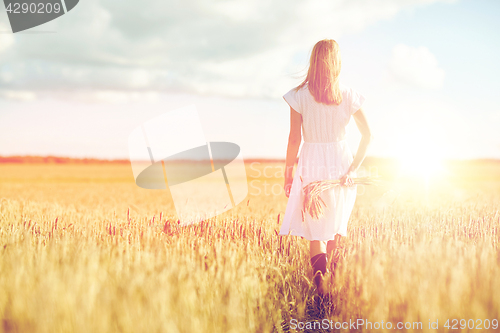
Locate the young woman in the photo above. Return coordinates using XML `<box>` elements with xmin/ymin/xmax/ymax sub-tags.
<box><xmin>279</xmin><ymin>39</ymin><xmax>373</xmax><ymax>295</ymax></box>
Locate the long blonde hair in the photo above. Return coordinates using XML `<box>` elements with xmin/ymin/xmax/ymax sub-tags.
<box><xmin>295</xmin><ymin>39</ymin><xmax>342</xmax><ymax>105</ymax></box>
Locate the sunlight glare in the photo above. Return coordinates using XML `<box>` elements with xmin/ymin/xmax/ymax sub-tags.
<box><xmin>396</xmin><ymin>135</ymin><xmax>446</xmax><ymax>181</ymax></box>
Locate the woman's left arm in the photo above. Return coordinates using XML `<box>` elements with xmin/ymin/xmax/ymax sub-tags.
<box><xmin>284</xmin><ymin>106</ymin><xmax>302</xmax><ymax>197</ymax></box>
<box><xmin>340</xmin><ymin>106</ymin><xmax>373</xmax><ymax>186</ymax></box>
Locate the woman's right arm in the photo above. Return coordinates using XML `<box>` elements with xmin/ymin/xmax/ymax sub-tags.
<box><xmin>284</xmin><ymin>106</ymin><xmax>302</xmax><ymax>197</ymax></box>
<box><xmin>341</xmin><ymin>107</ymin><xmax>373</xmax><ymax>186</ymax></box>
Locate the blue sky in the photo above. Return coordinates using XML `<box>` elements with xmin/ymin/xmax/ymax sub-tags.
<box><xmin>0</xmin><ymin>0</ymin><xmax>498</xmax><ymax>160</ymax></box>
<box><xmin>346</xmin><ymin>0</ymin><xmax>500</xmax><ymax>100</ymax></box>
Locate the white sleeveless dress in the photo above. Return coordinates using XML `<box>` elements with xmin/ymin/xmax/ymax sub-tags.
<box><xmin>279</xmin><ymin>83</ymin><xmax>365</xmax><ymax>241</ymax></box>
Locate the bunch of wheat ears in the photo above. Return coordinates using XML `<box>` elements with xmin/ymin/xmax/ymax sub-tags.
<box><xmin>300</xmin><ymin>175</ymin><xmax>380</xmax><ymax>220</ymax></box>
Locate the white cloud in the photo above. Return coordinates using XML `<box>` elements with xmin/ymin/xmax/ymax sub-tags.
<box><xmin>389</xmin><ymin>44</ymin><xmax>445</xmax><ymax>89</ymax></box>
<box><xmin>0</xmin><ymin>90</ymin><xmax>36</xmax><ymax>101</ymax></box>
<box><xmin>0</xmin><ymin>0</ymin><xmax>454</xmax><ymax>100</ymax></box>
<box><xmin>0</xmin><ymin>22</ymin><xmax>15</xmax><ymax>54</ymax></box>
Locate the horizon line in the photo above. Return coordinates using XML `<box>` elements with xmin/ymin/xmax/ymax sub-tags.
<box><xmin>0</xmin><ymin>154</ymin><xmax>499</xmax><ymax>164</ymax></box>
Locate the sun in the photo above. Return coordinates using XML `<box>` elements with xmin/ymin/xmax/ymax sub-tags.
<box><xmin>395</xmin><ymin>133</ymin><xmax>447</xmax><ymax>180</ymax></box>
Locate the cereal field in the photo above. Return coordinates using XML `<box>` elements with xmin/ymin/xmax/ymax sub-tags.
<box><xmin>1</xmin><ymin>159</ymin><xmax>499</xmax><ymax>332</ymax></box>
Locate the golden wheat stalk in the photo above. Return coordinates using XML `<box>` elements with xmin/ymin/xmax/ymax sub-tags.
<box><xmin>300</xmin><ymin>176</ymin><xmax>380</xmax><ymax>221</ymax></box>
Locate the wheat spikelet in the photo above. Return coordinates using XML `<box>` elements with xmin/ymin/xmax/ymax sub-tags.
<box><xmin>301</xmin><ymin>176</ymin><xmax>380</xmax><ymax>220</ymax></box>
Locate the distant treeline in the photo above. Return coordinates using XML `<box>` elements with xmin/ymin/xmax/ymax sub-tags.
<box><xmin>1</xmin><ymin>155</ymin><xmax>498</xmax><ymax>165</ymax></box>
<box><xmin>0</xmin><ymin>155</ymin><xmax>288</xmax><ymax>164</ymax></box>
<box><xmin>0</xmin><ymin>155</ymin><xmax>130</xmax><ymax>164</ymax></box>
<box><xmin>0</xmin><ymin>155</ymin><xmax>285</xmax><ymax>164</ymax></box>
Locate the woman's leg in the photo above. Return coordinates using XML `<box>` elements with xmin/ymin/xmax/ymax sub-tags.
<box><xmin>326</xmin><ymin>234</ymin><xmax>341</xmax><ymax>254</ymax></box>
<box><xmin>326</xmin><ymin>234</ymin><xmax>342</xmax><ymax>271</ymax></box>
<box><xmin>310</xmin><ymin>241</ymin><xmax>327</xmax><ymax>290</ymax></box>
<box><xmin>310</xmin><ymin>240</ymin><xmax>327</xmax><ymax>259</ymax></box>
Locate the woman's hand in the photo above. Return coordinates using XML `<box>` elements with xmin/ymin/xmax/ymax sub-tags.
<box><xmin>284</xmin><ymin>177</ymin><xmax>293</xmax><ymax>198</ymax></box>
<box><xmin>340</xmin><ymin>170</ymin><xmax>355</xmax><ymax>187</ymax></box>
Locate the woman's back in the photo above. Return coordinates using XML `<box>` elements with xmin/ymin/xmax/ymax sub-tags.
<box><xmin>283</xmin><ymin>83</ymin><xmax>365</xmax><ymax>143</ymax></box>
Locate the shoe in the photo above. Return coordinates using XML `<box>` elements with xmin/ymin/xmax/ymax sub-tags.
<box><xmin>314</xmin><ymin>270</ymin><xmax>333</xmax><ymax>297</ymax></box>
<box><xmin>313</xmin><ymin>270</ymin><xmax>323</xmax><ymax>290</ymax></box>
